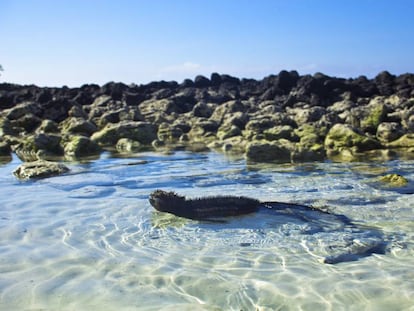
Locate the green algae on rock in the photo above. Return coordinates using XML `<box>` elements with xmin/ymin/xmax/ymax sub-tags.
<box><xmin>246</xmin><ymin>140</ymin><xmax>291</xmax><ymax>163</ymax></box>
<box><xmin>60</xmin><ymin>117</ymin><xmax>97</xmax><ymax>136</ymax></box>
<box><xmin>13</xmin><ymin>160</ymin><xmax>69</xmax><ymax>179</ymax></box>
<box><xmin>14</xmin><ymin>133</ymin><xmax>64</xmax><ymax>161</ymax></box>
<box><xmin>387</xmin><ymin>134</ymin><xmax>414</xmax><ymax>148</ymax></box>
<box><xmin>376</xmin><ymin>122</ymin><xmax>404</xmax><ymax>143</ymax></box>
<box><xmin>1</xmin><ymin>71</ymin><xmax>414</xmax><ymax>163</ymax></box>
<box><xmin>360</xmin><ymin>102</ymin><xmax>387</xmax><ymax>133</ymax></box>
<box><xmin>63</xmin><ymin>135</ymin><xmax>101</xmax><ymax>157</ymax></box>
<box><xmin>157</xmin><ymin>122</ymin><xmax>184</xmax><ymax>142</ymax></box>
<box><xmin>36</xmin><ymin>119</ymin><xmax>60</xmax><ymax>133</ymax></box>
<box><xmin>324</xmin><ymin>124</ymin><xmax>382</xmax><ymax>156</ymax></box>
<box><xmin>263</xmin><ymin>125</ymin><xmax>295</xmax><ymax>141</ymax></box>
<box><xmin>90</xmin><ymin>121</ymin><xmax>157</xmax><ymax>146</ymax></box>
<box><xmin>378</xmin><ymin>174</ymin><xmax>408</xmax><ymax>187</ymax></box>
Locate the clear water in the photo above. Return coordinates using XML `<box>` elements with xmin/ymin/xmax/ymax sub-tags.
<box><xmin>0</xmin><ymin>152</ymin><xmax>413</xmax><ymax>310</ymax></box>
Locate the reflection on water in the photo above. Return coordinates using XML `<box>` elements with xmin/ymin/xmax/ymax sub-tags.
<box><xmin>0</xmin><ymin>152</ymin><xmax>414</xmax><ymax>310</ymax></box>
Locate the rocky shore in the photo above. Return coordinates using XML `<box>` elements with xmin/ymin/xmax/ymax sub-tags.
<box><xmin>1</xmin><ymin>70</ymin><xmax>414</xmax><ymax>164</ymax></box>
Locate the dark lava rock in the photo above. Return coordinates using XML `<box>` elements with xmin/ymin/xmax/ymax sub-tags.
<box><xmin>1</xmin><ymin>70</ymin><xmax>414</xmax><ymax>163</ymax></box>
<box><xmin>0</xmin><ymin>141</ymin><xmax>11</xmax><ymax>156</ymax></box>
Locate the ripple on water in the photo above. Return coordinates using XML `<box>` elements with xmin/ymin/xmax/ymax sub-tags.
<box><xmin>0</xmin><ymin>153</ymin><xmax>414</xmax><ymax>310</ymax></box>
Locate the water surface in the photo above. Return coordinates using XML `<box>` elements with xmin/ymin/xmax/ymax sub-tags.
<box><xmin>0</xmin><ymin>152</ymin><xmax>413</xmax><ymax>310</ymax></box>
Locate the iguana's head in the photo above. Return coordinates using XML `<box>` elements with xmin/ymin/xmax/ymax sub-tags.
<box><xmin>149</xmin><ymin>190</ymin><xmax>186</xmax><ymax>213</ymax></box>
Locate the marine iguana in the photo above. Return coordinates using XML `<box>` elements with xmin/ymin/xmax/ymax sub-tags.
<box><xmin>149</xmin><ymin>190</ymin><xmax>389</xmax><ymax>264</ymax></box>
<box><xmin>149</xmin><ymin>189</ymin><xmax>352</xmax><ymax>224</ymax></box>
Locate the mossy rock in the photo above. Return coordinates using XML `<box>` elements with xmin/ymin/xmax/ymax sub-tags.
<box><xmin>157</xmin><ymin>122</ymin><xmax>183</xmax><ymax>142</ymax></box>
<box><xmin>361</xmin><ymin>104</ymin><xmax>387</xmax><ymax>133</ymax></box>
<box><xmin>294</xmin><ymin>124</ymin><xmax>327</xmax><ymax>146</ymax></box>
<box><xmin>91</xmin><ymin>121</ymin><xmax>157</xmax><ymax>146</ymax></box>
<box><xmin>37</xmin><ymin>119</ymin><xmax>59</xmax><ymax>133</ymax></box>
<box><xmin>13</xmin><ymin>160</ymin><xmax>69</xmax><ymax>179</ymax></box>
<box><xmin>263</xmin><ymin>125</ymin><xmax>295</xmax><ymax>141</ymax></box>
<box><xmin>245</xmin><ymin>140</ymin><xmax>291</xmax><ymax>163</ymax></box>
<box><xmin>60</xmin><ymin>117</ymin><xmax>97</xmax><ymax>136</ymax></box>
<box><xmin>209</xmin><ymin>100</ymin><xmax>245</xmax><ymax>124</ymax></box>
<box><xmin>64</xmin><ymin>135</ymin><xmax>102</xmax><ymax>157</ymax></box>
<box><xmin>291</xmin><ymin>144</ymin><xmax>326</xmax><ymax>162</ymax></box>
<box><xmin>387</xmin><ymin>134</ymin><xmax>414</xmax><ymax>148</ymax></box>
<box><xmin>299</xmin><ymin>133</ymin><xmax>320</xmax><ymax>147</ymax></box>
<box><xmin>208</xmin><ymin>136</ymin><xmax>248</xmax><ymax>154</ymax></box>
<box><xmin>188</xmin><ymin>120</ymin><xmax>219</xmax><ymax>140</ymax></box>
<box><xmin>324</xmin><ymin>124</ymin><xmax>381</xmax><ymax>154</ymax></box>
<box><xmin>217</xmin><ymin>124</ymin><xmax>241</xmax><ymax>140</ymax></box>
<box><xmin>139</xmin><ymin>99</ymin><xmax>176</xmax><ymax>118</ymax></box>
<box><xmin>326</xmin><ymin>148</ymin><xmax>359</xmax><ymax>162</ymax></box>
<box><xmin>244</xmin><ymin>118</ymin><xmax>275</xmax><ymax>134</ymax></box>
<box><xmin>378</xmin><ymin>174</ymin><xmax>408</xmax><ymax>187</ymax></box>
<box><xmin>15</xmin><ymin>134</ymin><xmax>63</xmax><ymax>160</ymax></box>
<box><xmin>376</xmin><ymin>122</ymin><xmax>404</xmax><ymax>143</ymax></box>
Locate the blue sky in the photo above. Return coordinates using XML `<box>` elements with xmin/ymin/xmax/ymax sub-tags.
<box><xmin>1</xmin><ymin>0</ymin><xmax>413</xmax><ymax>86</ymax></box>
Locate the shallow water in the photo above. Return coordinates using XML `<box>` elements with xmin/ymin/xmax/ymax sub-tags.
<box><xmin>0</xmin><ymin>151</ymin><xmax>413</xmax><ymax>310</ymax></box>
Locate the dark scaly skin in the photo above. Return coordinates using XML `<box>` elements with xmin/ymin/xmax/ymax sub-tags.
<box><xmin>149</xmin><ymin>189</ymin><xmax>349</xmax><ymax>222</ymax></box>
<box><xmin>149</xmin><ymin>190</ymin><xmax>260</xmax><ymax>220</ymax></box>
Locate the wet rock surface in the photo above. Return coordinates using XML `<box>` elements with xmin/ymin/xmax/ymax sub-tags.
<box><xmin>1</xmin><ymin>70</ymin><xmax>414</xmax><ymax>163</ymax></box>
<box><xmin>13</xmin><ymin>160</ymin><xmax>69</xmax><ymax>179</ymax></box>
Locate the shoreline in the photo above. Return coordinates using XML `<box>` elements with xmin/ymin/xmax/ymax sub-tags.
<box><xmin>1</xmin><ymin>70</ymin><xmax>414</xmax><ymax>163</ymax></box>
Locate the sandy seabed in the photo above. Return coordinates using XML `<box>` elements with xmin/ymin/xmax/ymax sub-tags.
<box><xmin>1</xmin><ymin>152</ymin><xmax>414</xmax><ymax>310</ymax></box>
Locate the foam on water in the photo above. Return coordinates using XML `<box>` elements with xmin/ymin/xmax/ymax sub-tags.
<box><xmin>0</xmin><ymin>152</ymin><xmax>413</xmax><ymax>310</ymax></box>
